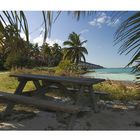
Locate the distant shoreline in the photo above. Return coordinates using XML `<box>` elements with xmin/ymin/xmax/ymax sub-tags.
<box><xmin>83</xmin><ymin>67</ymin><xmax>136</xmax><ymax>82</ymax></box>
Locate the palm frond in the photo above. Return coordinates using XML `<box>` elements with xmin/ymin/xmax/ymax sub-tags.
<box><xmin>80</xmin><ymin>40</ymin><xmax>87</xmax><ymax>46</ymax></box>
<box><xmin>42</xmin><ymin>11</ymin><xmax>53</xmax><ymax>43</ymax></box>
<box><xmin>115</xmin><ymin>12</ymin><xmax>140</xmax><ymax>67</ymax></box>
<box><xmin>19</xmin><ymin>11</ymin><xmax>29</xmax><ymax>42</ymax></box>
<box><xmin>68</xmin><ymin>11</ymin><xmax>95</xmax><ymax>20</ymax></box>
<box><xmin>63</xmin><ymin>41</ymin><xmax>74</xmax><ymax>47</ymax></box>
<box><xmin>79</xmin><ymin>47</ymin><xmax>88</xmax><ymax>54</ymax></box>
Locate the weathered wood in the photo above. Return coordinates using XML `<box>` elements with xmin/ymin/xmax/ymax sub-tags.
<box><xmin>22</xmin><ymin>88</ymin><xmax>47</xmax><ymax>97</ymax></box>
<box><xmin>0</xmin><ymin>73</ymin><xmax>105</xmax><ymax>130</ymax></box>
<box><xmin>68</xmin><ymin>85</ymin><xmax>85</xmax><ymax>129</ymax></box>
<box><xmin>33</xmin><ymin>80</ymin><xmax>42</xmax><ymax>89</ymax></box>
<box><xmin>10</xmin><ymin>74</ymin><xmax>105</xmax><ymax>86</ymax></box>
<box><xmin>0</xmin><ymin>92</ymin><xmax>83</xmax><ymax>113</ymax></box>
<box><xmin>3</xmin><ymin>80</ymin><xmax>27</xmax><ymax>116</ymax></box>
<box><xmin>48</xmin><ymin>85</ymin><xmax>108</xmax><ymax>95</ymax></box>
<box><xmin>88</xmin><ymin>85</ymin><xmax>99</xmax><ymax>113</ymax></box>
<box><xmin>44</xmin><ymin>81</ymin><xmax>69</xmax><ymax>94</ymax></box>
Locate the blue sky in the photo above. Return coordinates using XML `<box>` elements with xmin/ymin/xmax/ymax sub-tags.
<box><xmin>20</xmin><ymin>11</ymin><xmax>135</xmax><ymax>68</ymax></box>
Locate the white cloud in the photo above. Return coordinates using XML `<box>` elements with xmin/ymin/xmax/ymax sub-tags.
<box><xmin>20</xmin><ymin>33</ymin><xmax>26</xmax><ymax>40</ymax></box>
<box><xmin>32</xmin><ymin>35</ymin><xmax>43</xmax><ymax>46</ymax></box>
<box><xmin>80</xmin><ymin>29</ymin><xmax>89</xmax><ymax>34</ymax></box>
<box><xmin>33</xmin><ymin>35</ymin><xmax>63</xmax><ymax>46</ymax></box>
<box><xmin>20</xmin><ymin>32</ymin><xmax>31</xmax><ymax>41</ymax></box>
<box><xmin>89</xmin><ymin>12</ymin><xmax>120</xmax><ymax>28</ymax></box>
<box><xmin>46</xmin><ymin>38</ymin><xmax>63</xmax><ymax>46</ymax></box>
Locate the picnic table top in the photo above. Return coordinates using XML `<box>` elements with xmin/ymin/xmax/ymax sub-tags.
<box><xmin>10</xmin><ymin>74</ymin><xmax>105</xmax><ymax>85</ymax></box>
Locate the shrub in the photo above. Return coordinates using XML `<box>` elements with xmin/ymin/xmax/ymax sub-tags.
<box><xmin>4</xmin><ymin>53</ymin><xmax>29</xmax><ymax>69</ymax></box>
<box><xmin>55</xmin><ymin>60</ymin><xmax>79</xmax><ymax>76</ymax></box>
<box><xmin>94</xmin><ymin>80</ymin><xmax>140</xmax><ymax>101</ymax></box>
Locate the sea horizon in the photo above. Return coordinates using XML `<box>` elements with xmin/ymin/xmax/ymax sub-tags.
<box><xmin>83</xmin><ymin>67</ymin><xmax>137</xmax><ymax>82</ymax></box>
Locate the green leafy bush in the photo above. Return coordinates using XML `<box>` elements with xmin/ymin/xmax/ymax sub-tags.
<box><xmin>94</xmin><ymin>80</ymin><xmax>140</xmax><ymax>101</ymax></box>
<box><xmin>55</xmin><ymin>60</ymin><xmax>79</xmax><ymax>76</ymax></box>
<box><xmin>4</xmin><ymin>53</ymin><xmax>29</xmax><ymax>69</ymax></box>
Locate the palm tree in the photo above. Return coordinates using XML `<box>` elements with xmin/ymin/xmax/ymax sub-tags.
<box><xmin>0</xmin><ymin>11</ymin><xmax>94</xmax><ymax>44</ymax></box>
<box><xmin>1</xmin><ymin>11</ymin><xmax>139</xmax><ymax>75</ymax></box>
<box><xmin>41</xmin><ymin>43</ymin><xmax>52</xmax><ymax>66</ymax></box>
<box><xmin>63</xmin><ymin>32</ymin><xmax>88</xmax><ymax>65</ymax></box>
<box><xmin>0</xmin><ymin>23</ymin><xmax>30</xmax><ymax>69</ymax></box>
<box><xmin>29</xmin><ymin>43</ymin><xmax>40</xmax><ymax>59</ymax></box>
<box><xmin>0</xmin><ymin>11</ymin><xmax>29</xmax><ymax>43</ymax></box>
<box><xmin>114</xmin><ymin>12</ymin><xmax>140</xmax><ymax>81</ymax></box>
<box><xmin>51</xmin><ymin>43</ymin><xmax>63</xmax><ymax>66</ymax></box>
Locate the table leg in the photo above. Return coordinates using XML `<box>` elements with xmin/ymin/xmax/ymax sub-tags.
<box><xmin>3</xmin><ymin>80</ymin><xmax>27</xmax><ymax>116</ymax></box>
<box><xmin>67</xmin><ymin>85</ymin><xmax>84</xmax><ymax>130</ymax></box>
<box><xmin>88</xmin><ymin>85</ymin><xmax>99</xmax><ymax>113</ymax></box>
<box><xmin>42</xmin><ymin>80</ymin><xmax>47</xmax><ymax>87</ymax></box>
<box><xmin>33</xmin><ymin>80</ymin><xmax>42</xmax><ymax>89</ymax></box>
<box><xmin>33</xmin><ymin>80</ymin><xmax>47</xmax><ymax>97</ymax></box>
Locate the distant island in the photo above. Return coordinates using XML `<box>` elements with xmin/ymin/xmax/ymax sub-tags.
<box><xmin>78</xmin><ymin>61</ymin><xmax>104</xmax><ymax>69</ymax></box>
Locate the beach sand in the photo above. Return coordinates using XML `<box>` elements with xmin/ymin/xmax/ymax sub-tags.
<box><xmin>1</xmin><ymin>108</ymin><xmax>140</xmax><ymax>130</ymax></box>
<box><xmin>0</xmin><ymin>79</ymin><xmax>139</xmax><ymax>130</ymax></box>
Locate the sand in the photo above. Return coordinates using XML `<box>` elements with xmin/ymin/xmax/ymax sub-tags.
<box><xmin>0</xmin><ymin>108</ymin><xmax>140</xmax><ymax>130</ymax></box>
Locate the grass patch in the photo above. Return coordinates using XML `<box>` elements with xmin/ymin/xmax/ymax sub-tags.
<box><xmin>0</xmin><ymin>71</ymin><xmax>139</xmax><ymax>101</ymax></box>
<box><xmin>94</xmin><ymin>80</ymin><xmax>140</xmax><ymax>101</ymax></box>
<box><xmin>0</xmin><ymin>73</ymin><xmax>35</xmax><ymax>93</ymax></box>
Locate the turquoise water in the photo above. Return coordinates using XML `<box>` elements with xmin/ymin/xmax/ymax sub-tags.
<box><xmin>83</xmin><ymin>68</ymin><xmax>137</xmax><ymax>82</ymax></box>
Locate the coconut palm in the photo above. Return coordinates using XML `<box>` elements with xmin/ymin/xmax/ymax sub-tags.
<box><xmin>0</xmin><ymin>11</ymin><xmax>29</xmax><ymax>43</ymax></box>
<box><xmin>1</xmin><ymin>11</ymin><xmax>139</xmax><ymax>72</ymax></box>
<box><xmin>0</xmin><ymin>11</ymin><xmax>94</xmax><ymax>44</ymax></box>
<box><xmin>29</xmin><ymin>43</ymin><xmax>40</xmax><ymax>59</ymax></box>
<box><xmin>41</xmin><ymin>43</ymin><xmax>52</xmax><ymax>66</ymax></box>
<box><xmin>0</xmin><ymin>23</ymin><xmax>30</xmax><ymax>68</ymax></box>
<box><xmin>63</xmin><ymin>32</ymin><xmax>88</xmax><ymax>64</ymax></box>
<box><xmin>114</xmin><ymin>12</ymin><xmax>140</xmax><ymax>81</ymax></box>
<box><xmin>51</xmin><ymin>43</ymin><xmax>63</xmax><ymax>66</ymax></box>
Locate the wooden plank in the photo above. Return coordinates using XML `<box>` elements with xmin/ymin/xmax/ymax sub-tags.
<box><xmin>47</xmin><ymin>85</ymin><xmax>108</xmax><ymax>96</ymax></box>
<box><xmin>10</xmin><ymin>74</ymin><xmax>105</xmax><ymax>86</ymax></box>
<box><xmin>33</xmin><ymin>80</ymin><xmax>42</xmax><ymax>89</ymax></box>
<box><xmin>68</xmin><ymin>85</ymin><xmax>85</xmax><ymax>129</ymax></box>
<box><xmin>22</xmin><ymin>88</ymin><xmax>47</xmax><ymax>97</ymax></box>
<box><xmin>88</xmin><ymin>86</ymin><xmax>99</xmax><ymax>113</ymax></box>
<box><xmin>0</xmin><ymin>92</ymin><xmax>83</xmax><ymax>113</ymax></box>
<box><xmin>3</xmin><ymin>80</ymin><xmax>27</xmax><ymax>116</ymax></box>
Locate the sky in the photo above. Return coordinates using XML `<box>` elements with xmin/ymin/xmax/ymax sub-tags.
<box><xmin>2</xmin><ymin>11</ymin><xmax>136</xmax><ymax>68</ymax></box>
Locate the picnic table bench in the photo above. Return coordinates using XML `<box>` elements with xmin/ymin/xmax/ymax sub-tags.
<box><xmin>0</xmin><ymin>74</ymin><xmax>105</xmax><ymax>129</ymax></box>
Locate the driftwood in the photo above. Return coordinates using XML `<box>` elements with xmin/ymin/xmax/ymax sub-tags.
<box><xmin>0</xmin><ymin>92</ymin><xmax>84</xmax><ymax>113</ymax></box>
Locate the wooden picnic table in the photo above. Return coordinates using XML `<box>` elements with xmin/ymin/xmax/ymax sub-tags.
<box><xmin>2</xmin><ymin>74</ymin><xmax>105</xmax><ymax>116</ymax></box>
<box><xmin>0</xmin><ymin>74</ymin><xmax>105</xmax><ymax>129</ymax></box>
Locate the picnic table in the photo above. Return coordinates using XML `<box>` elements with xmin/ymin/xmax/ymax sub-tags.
<box><xmin>0</xmin><ymin>74</ymin><xmax>105</xmax><ymax>129</ymax></box>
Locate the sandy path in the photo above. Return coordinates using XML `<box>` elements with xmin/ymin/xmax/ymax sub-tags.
<box><xmin>0</xmin><ymin>109</ymin><xmax>140</xmax><ymax>130</ymax></box>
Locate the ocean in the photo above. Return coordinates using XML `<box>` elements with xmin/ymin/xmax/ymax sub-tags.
<box><xmin>82</xmin><ymin>67</ymin><xmax>138</xmax><ymax>82</ymax></box>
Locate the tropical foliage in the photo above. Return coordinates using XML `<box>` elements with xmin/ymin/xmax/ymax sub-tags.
<box><xmin>0</xmin><ymin>25</ymin><xmax>30</xmax><ymax>69</ymax></box>
<box><xmin>114</xmin><ymin>12</ymin><xmax>140</xmax><ymax>82</ymax></box>
<box><xmin>1</xmin><ymin>11</ymin><xmax>139</xmax><ymax>80</ymax></box>
<box><xmin>0</xmin><ymin>11</ymin><xmax>91</xmax><ymax>70</ymax></box>
<box><xmin>63</xmin><ymin>32</ymin><xmax>88</xmax><ymax>64</ymax></box>
<box><xmin>55</xmin><ymin>60</ymin><xmax>79</xmax><ymax>76</ymax></box>
<box><xmin>0</xmin><ymin>18</ymin><xmax>86</xmax><ymax>70</ymax></box>
<box><xmin>41</xmin><ymin>43</ymin><xmax>63</xmax><ymax>66</ymax></box>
